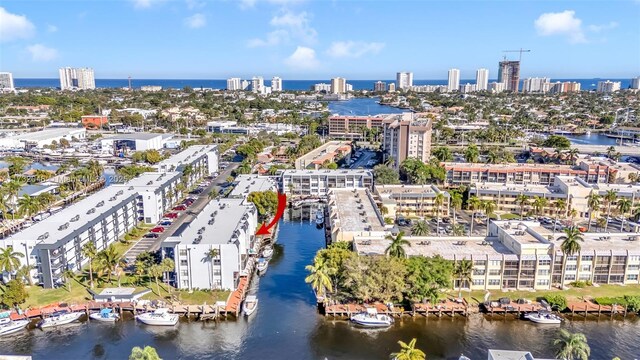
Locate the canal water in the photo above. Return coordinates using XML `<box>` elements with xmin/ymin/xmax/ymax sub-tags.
<box><xmin>328</xmin><ymin>97</ymin><xmax>405</xmax><ymax>116</ymax></box>
<box><xmin>1</xmin><ymin>207</ymin><xmax>639</xmax><ymax>359</ymax></box>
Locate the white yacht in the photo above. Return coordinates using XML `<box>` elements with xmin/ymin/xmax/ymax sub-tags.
<box><xmin>350</xmin><ymin>308</ymin><xmax>393</xmax><ymax>328</ymax></box>
<box><xmin>256</xmin><ymin>258</ymin><xmax>269</xmax><ymax>275</ymax></box>
<box><xmin>0</xmin><ymin>318</ymin><xmax>30</xmax><ymax>336</ymax></box>
<box><xmin>524</xmin><ymin>311</ymin><xmax>563</xmax><ymax>324</ymax></box>
<box><xmin>37</xmin><ymin>311</ymin><xmax>83</xmax><ymax>328</ymax></box>
<box><xmin>242</xmin><ymin>295</ymin><xmax>259</xmax><ymax>317</ymax></box>
<box><xmin>261</xmin><ymin>245</ymin><xmax>274</xmax><ymax>258</ymax></box>
<box><xmin>315</xmin><ymin>209</ymin><xmax>324</xmax><ymax>227</ymax></box>
<box><xmin>135</xmin><ymin>308</ymin><xmax>179</xmax><ymax>326</ymax></box>
<box><xmin>89</xmin><ymin>308</ymin><xmax>120</xmax><ymax>323</ymax></box>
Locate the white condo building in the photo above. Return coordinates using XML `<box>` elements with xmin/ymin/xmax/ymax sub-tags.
<box><xmin>59</xmin><ymin>67</ymin><xmax>95</xmax><ymax>90</ymax></box>
<box><xmin>251</xmin><ymin>76</ymin><xmax>264</xmax><ymax>93</ymax></box>
<box><xmin>313</xmin><ymin>83</ymin><xmax>332</xmax><ymax>92</ymax></box>
<box><xmin>597</xmin><ymin>80</ymin><xmax>621</xmax><ymax>93</ymax></box>
<box><xmin>475</xmin><ymin>68</ymin><xmax>489</xmax><ymax>91</ymax></box>
<box><xmin>447</xmin><ymin>69</ymin><xmax>460</xmax><ymax>92</ymax></box>
<box><xmin>227</xmin><ymin>77</ymin><xmax>242</xmax><ymax>91</ymax></box>
<box><xmin>631</xmin><ymin>76</ymin><xmax>640</xmax><ymax>90</ymax></box>
<box><xmin>522</xmin><ymin>77</ymin><xmax>551</xmax><ymax>93</ymax></box>
<box><xmin>489</xmin><ymin>82</ymin><xmax>506</xmax><ymax>93</ymax></box>
<box><xmin>331</xmin><ymin>77</ymin><xmax>348</xmax><ymax>94</ymax></box>
<box><xmin>0</xmin><ymin>72</ymin><xmax>15</xmax><ymax>92</ymax></box>
<box><xmin>396</xmin><ymin>72</ymin><xmax>413</xmax><ymax>90</ymax></box>
<box><xmin>271</xmin><ymin>76</ymin><xmax>282</xmax><ymax>92</ymax></box>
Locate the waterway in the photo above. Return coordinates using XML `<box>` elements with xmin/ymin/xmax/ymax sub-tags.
<box><xmin>328</xmin><ymin>97</ymin><xmax>405</xmax><ymax>116</ymax></box>
<box><xmin>1</xmin><ymin>207</ymin><xmax>638</xmax><ymax>359</ymax></box>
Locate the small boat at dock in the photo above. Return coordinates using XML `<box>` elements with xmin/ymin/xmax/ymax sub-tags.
<box><xmin>350</xmin><ymin>308</ymin><xmax>393</xmax><ymax>328</ymax></box>
<box><xmin>89</xmin><ymin>308</ymin><xmax>120</xmax><ymax>322</ymax></box>
<box><xmin>262</xmin><ymin>245</ymin><xmax>274</xmax><ymax>258</ymax></box>
<box><xmin>256</xmin><ymin>258</ymin><xmax>269</xmax><ymax>275</ymax></box>
<box><xmin>243</xmin><ymin>295</ymin><xmax>259</xmax><ymax>316</ymax></box>
<box><xmin>524</xmin><ymin>311</ymin><xmax>562</xmax><ymax>324</ymax></box>
<box><xmin>0</xmin><ymin>318</ymin><xmax>30</xmax><ymax>336</ymax></box>
<box><xmin>37</xmin><ymin>310</ymin><xmax>83</xmax><ymax>328</ymax></box>
<box><xmin>315</xmin><ymin>209</ymin><xmax>324</xmax><ymax>227</ymax></box>
<box><xmin>135</xmin><ymin>308</ymin><xmax>179</xmax><ymax>326</ymax></box>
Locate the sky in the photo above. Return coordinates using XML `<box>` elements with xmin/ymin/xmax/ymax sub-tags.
<box><xmin>0</xmin><ymin>0</ymin><xmax>639</xmax><ymax>80</ymax></box>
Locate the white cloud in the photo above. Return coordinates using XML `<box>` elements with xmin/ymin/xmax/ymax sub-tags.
<box><xmin>186</xmin><ymin>0</ymin><xmax>205</xmax><ymax>10</ymax></box>
<box><xmin>47</xmin><ymin>24</ymin><xmax>58</xmax><ymax>33</ymax></box>
<box><xmin>239</xmin><ymin>0</ymin><xmax>304</xmax><ymax>9</ymax></box>
<box><xmin>249</xmin><ymin>10</ymin><xmax>316</xmax><ymax>47</ymax></box>
<box><xmin>534</xmin><ymin>10</ymin><xmax>586</xmax><ymax>44</ymax></box>
<box><xmin>131</xmin><ymin>0</ymin><xmax>165</xmax><ymax>9</ymax></box>
<box><xmin>184</xmin><ymin>13</ymin><xmax>206</xmax><ymax>29</ymax></box>
<box><xmin>285</xmin><ymin>46</ymin><xmax>319</xmax><ymax>70</ymax></box>
<box><xmin>588</xmin><ymin>21</ymin><xmax>618</xmax><ymax>33</ymax></box>
<box><xmin>26</xmin><ymin>44</ymin><xmax>59</xmax><ymax>62</ymax></box>
<box><xmin>0</xmin><ymin>7</ymin><xmax>36</xmax><ymax>42</ymax></box>
<box><xmin>326</xmin><ymin>41</ymin><xmax>385</xmax><ymax>58</ymax></box>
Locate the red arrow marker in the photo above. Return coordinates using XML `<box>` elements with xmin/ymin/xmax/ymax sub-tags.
<box><xmin>256</xmin><ymin>192</ymin><xmax>287</xmax><ymax>236</ymax></box>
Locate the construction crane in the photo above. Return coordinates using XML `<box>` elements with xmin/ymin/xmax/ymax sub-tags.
<box><xmin>502</xmin><ymin>48</ymin><xmax>531</xmax><ymax>62</ymax></box>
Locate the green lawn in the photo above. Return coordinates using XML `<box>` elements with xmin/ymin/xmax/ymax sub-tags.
<box><xmin>499</xmin><ymin>213</ymin><xmax>521</xmax><ymax>220</ymax></box>
<box><xmin>466</xmin><ymin>284</ymin><xmax>640</xmax><ymax>304</ymax></box>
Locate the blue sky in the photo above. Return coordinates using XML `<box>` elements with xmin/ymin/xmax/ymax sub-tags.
<box><xmin>1</xmin><ymin>0</ymin><xmax>639</xmax><ymax>79</ymax></box>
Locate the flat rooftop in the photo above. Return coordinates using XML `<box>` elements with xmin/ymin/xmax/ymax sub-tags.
<box><xmin>330</xmin><ymin>188</ymin><xmax>385</xmax><ymax>232</ymax></box>
<box><xmin>353</xmin><ymin>236</ymin><xmax>515</xmax><ymax>260</ymax></box>
<box><xmin>98</xmin><ymin>287</ymin><xmax>136</xmax><ymax>296</ymax></box>
<box><xmin>157</xmin><ymin>144</ymin><xmax>216</xmax><ymax>168</ymax></box>
<box><xmin>103</xmin><ymin>133</ymin><xmax>163</xmax><ymax>141</ymax></box>
<box><xmin>471</xmin><ymin>182</ymin><xmax>560</xmax><ymax>196</ymax></box>
<box><xmin>170</xmin><ymin>198</ymin><xmax>254</xmax><ymax>245</ymax></box>
<box><xmin>282</xmin><ymin>169</ymin><xmax>373</xmax><ymax>176</ymax></box>
<box><xmin>228</xmin><ymin>175</ymin><xmax>277</xmax><ymax>199</ymax></box>
<box><xmin>3</xmin><ymin>128</ymin><xmax>84</xmax><ymax>141</ymax></box>
<box><xmin>443</xmin><ymin>162</ymin><xmax>584</xmax><ymax>174</ymax></box>
<box><xmin>375</xmin><ymin>184</ymin><xmax>450</xmax><ymax>199</ymax></box>
<box><xmin>112</xmin><ymin>171</ymin><xmax>180</xmax><ymax>189</ymax></box>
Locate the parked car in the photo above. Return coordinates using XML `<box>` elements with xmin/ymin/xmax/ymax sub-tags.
<box><xmin>159</xmin><ymin>220</ymin><xmax>172</xmax><ymax>226</ymax></box>
<box><xmin>143</xmin><ymin>233</ymin><xmax>159</xmax><ymax>238</ymax></box>
<box><xmin>173</xmin><ymin>205</ymin><xmax>187</xmax><ymax>211</ymax></box>
<box><xmin>164</xmin><ymin>212</ymin><xmax>179</xmax><ymax>219</ymax></box>
<box><xmin>150</xmin><ymin>227</ymin><xmax>165</xmax><ymax>233</ymax></box>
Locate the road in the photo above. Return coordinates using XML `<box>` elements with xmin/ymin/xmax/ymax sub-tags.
<box><xmin>124</xmin><ymin>161</ymin><xmax>240</xmax><ymax>263</ymax></box>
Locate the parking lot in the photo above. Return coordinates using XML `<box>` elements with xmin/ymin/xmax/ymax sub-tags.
<box><xmin>347</xmin><ymin>149</ymin><xmax>379</xmax><ymax>169</ymax></box>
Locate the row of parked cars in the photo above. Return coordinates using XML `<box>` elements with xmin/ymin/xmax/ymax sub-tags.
<box><xmin>142</xmin><ymin>197</ymin><xmax>197</xmax><ymax>239</ymax></box>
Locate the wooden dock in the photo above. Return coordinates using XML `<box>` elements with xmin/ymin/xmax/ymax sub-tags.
<box><xmin>324</xmin><ymin>299</ymin><xmax>469</xmax><ymax>318</ymax></box>
<box><xmin>567</xmin><ymin>300</ymin><xmax>628</xmax><ymax>317</ymax></box>
<box><xmin>483</xmin><ymin>301</ymin><xmax>545</xmax><ymax>316</ymax></box>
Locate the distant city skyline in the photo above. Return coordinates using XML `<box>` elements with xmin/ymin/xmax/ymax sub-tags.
<box><xmin>1</xmin><ymin>1</ymin><xmax>638</xmax><ymax>79</ymax></box>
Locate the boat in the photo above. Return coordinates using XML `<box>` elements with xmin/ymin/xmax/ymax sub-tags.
<box><xmin>37</xmin><ymin>310</ymin><xmax>84</xmax><ymax>328</ymax></box>
<box><xmin>315</xmin><ymin>209</ymin><xmax>324</xmax><ymax>227</ymax></box>
<box><xmin>458</xmin><ymin>356</ymin><xmax>471</xmax><ymax>360</ymax></box>
<box><xmin>242</xmin><ymin>295</ymin><xmax>259</xmax><ymax>316</ymax></box>
<box><xmin>524</xmin><ymin>311</ymin><xmax>563</xmax><ymax>324</ymax></box>
<box><xmin>350</xmin><ymin>308</ymin><xmax>393</xmax><ymax>328</ymax></box>
<box><xmin>261</xmin><ymin>245</ymin><xmax>274</xmax><ymax>258</ymax></box>
<box><xmin>89</xmin><ymin>308</ymin><xmax>120</xmax><ymax>322</ymax></box>
<box><xmin>256</xmin><ymin>258</ymin><xmax>269</xmax><ymax>275</ymax></box>
<box><xmin>0</xmin><ymin>319</ymin><xmax>30</xmax><ymax>336</ymax></box>
<box><xmin>135</xmin><ymin>308</ymin><xmax>179</xmax><ymax>326</ymax></box>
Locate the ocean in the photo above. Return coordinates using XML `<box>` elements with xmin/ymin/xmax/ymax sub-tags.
<box><xmin>13</xmin><ymin>78</ymin><xmax>636</xmax><ymax>91</ymax></box>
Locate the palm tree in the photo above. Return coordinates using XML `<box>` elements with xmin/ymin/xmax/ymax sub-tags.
<box><xmin>532</xmin><ymin>196</ymin><xmax>549</xmax><ymax>216</ymax></box>
<box><xmin>160</xmin><ymin>258</ymin><xmax>175</xmax><ymax>292</ymax></box>
<box><xmin>450</xmin><ymin>192</ymin><xmax>462</xmax><ymax>226</ymax></box>
<box><xmin>3</xmin><ymin>179</ymin><xmax>23</xmax><ymax>219</ymax></box>
<box><xmin>206</xmin><ymin>248</ymin><xmax>219</xmax><ymax>288</ymax></box>
<box><xmin>596</xmin><ymin>217</ymin><xmax>607</xmax><ymax>231</ymax></box>
<box><xmin>86</xmin><ymin>160</ymin><xmax>104</xmax><ymax>181</ymax></box>
<box><xmin>569</xmin><ymin>208</ymin><xmax>578</xmax><ymax>226</ymax></box>
<box><xmin>389</xmin><ymin>338</ymin><xmax>426</xmax><ymax>360</ymax></box>
<box><xmin>96</xmin><ymin>244</ymin><xmax>125</xmax><ymax>284</ymax></box>
<box><xmin>467</xmin><ymin>196</ymin><xmax>481</xmax><ymax>236</ymax></box>
<box><xmin>603</xmin><ymin>189</ymin><xmax>618</xmax><ymax>232</ymax></box>
<box><xmin>553</xmin><ymin>199</ymin><xmax>567</xmax><ymax>236</ymax></box>
<box><xmin>35</xmin><ymin>192</ymin><xmax>56</xmax><ymax>209</ymax></box>
<box><xmin>453</xmin><ymin>259</ymin><xmax>473</xmax><ymax>298</ymax></box>
<box><xmin>557</xmin><ymin>227</ymin><xmax>584</xmax><ymax>286</ymax></box>
<box><xmin>17</xmin><ymin>194</ymin><xmax>42</xmax><ymax>219</ymax></box>
<box><xmin>411</xmin><ymin>220</ymin><xmax>430</xmax><ymax>236</ymax></box>
<box><xmin>586</xmin><ymin>192</ymin><xmax>601</xmax><ymax>232</ymax></box>
<box><xmin>305</xmin><ymin>256</ymin><xmax>333</xmax><ymax>298</ymax></box>
<box><xmin>516</xmin><ymin>194</ymin><xmax>530</xmax><ymax>220</ymax></box>
<box><xmin>482</xmin><ymin>200</ymin><xmax>496</xmax><ymax>236</ymax></box>
<box><xmin>464</xmin><ymin>144</ymin><xmax>479</xmax><ymax>163</ymax></box>
<box><xmin>616</xmin><ymin>198</ymin><xmax>632</xmax><ymax>231</ymax></box>
<box><xmin>553</xmin><ymin>329</ymin><xmax>590</xmax><ymax>360</ymax></box>
<box><xmin>452</xmin><ymin>223</ymin><xmax>465</xmax><ymax>236</ymax></box>
<box><xmin>62</xmin><ymin>269</ymin><xmax>75</xmax><ymax>292</ymax></box>
<box><xmin>385</xmin><ymin>231</ymin><xmax>410</xmax><ymax>258</ymax></box>
<box><xmin>148</xmin><ymin>264</ymin><xmax>165</xmax><ymax>295</ymax></box>
<box><xmin>82</xmin><ymin>241</ymin><xmax>98</xmax><ymax>288</ymax></box>
<box><xmin>567</xmin><ymin>148</ymin><xmax>579</xmax><ymax>165</ymax></box>
<box><xmin>606</xmin><ymin>146</ymin><xmax>616</xmax><ymax>159</ymax></box>
<box><xmin>208</xmin><ymin>189</ymin><xmax>219</xmax><ymax>200</ymax></box>
<box><xmin>434</xmin><ymin>193</ymin><xmax>445</xmax><ymax>236</ymax></box>
<box><xmin>0</xmin><ymin>247</ymin><xmax>24</xmax><ymax>274</ymax></box>
<box><xmin>15</xmin><ymin>265</ymin><xmax>34</xmax><ymax>286</ymax></box>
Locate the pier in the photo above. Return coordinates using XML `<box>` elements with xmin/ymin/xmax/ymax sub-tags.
<box><xmin>324</xmin><ymin>299</ymin><xmax>470</xmax><ymax>318</ymax></box>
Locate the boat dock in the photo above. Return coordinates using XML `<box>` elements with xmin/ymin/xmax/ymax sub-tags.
<box><xmin>324</xmin><ymin>299</ymin><xmax>470</xmax><ymax>318</ymax></box>
<box><xmin>567</xmin><ymin>300</ymin><xmax>629</xmax><ymax>318</ymax></box>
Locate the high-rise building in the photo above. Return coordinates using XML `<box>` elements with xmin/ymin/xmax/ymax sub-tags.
<box><xmin>459</xmin><ymin>83</ymin><xmax>476</xmax><ymax>94</ymax></box>
<box><xmin>59</xmin><ymin>67</ymin><xmax>95</xmax><ymax>90</ymax></box>
<box><xmin>447</xmin><ymin>69</ymin><xmax>460</xmax><ymax>92</ymax></box>
<box><xmin>313</xmin><ymin>83</ymin><xmax>331</xmax><ymax>92</ymax></box>
<box><xmin>271</xmin><ymin>76</ymin><xmax>282</xmax><ymax>92</ymax></box>
<box><xmin>226</xmin><ymin>77</ymin><xmax>242</xmax><ymax>91</ymax></box>
<box><xmin>489</xmin><ymin>82</ymin><xmax>506</xmax><ymax>93</ymax></box>
<box><xmin>522</xmin><ymin>77</ymin><xmax>551</xmax><ymax>93</ymax></box>
<box><xmin>563</xmin><ymin>82</ymin><xmax>581</xmax><ymax>92</ymax></box>
<box><xmin>630</xmin><ymin>77</ymin><xmax>640</xmax><ymax>90</ymax></box>
<box><xmin>331</xmin><ymin>77</ymin><xmax>347</xmax><ymax>94</ymax></box>
<box><xmin>251</xmin><ymin>76</ymin><xmax>264</xmax><ymax>93</ymax></box>
<box><xmin>475</xmin><ymin>68</ymin><xmax>489</xmax><ymax>91</ymax></box>
<box><xmin>497</xmin><ymin>60</ymin><xmax>520</xmax><ymax>92</ymax></box>
<box><xmin>396</xmin><ymin>72</ymin><xmax>413</xmax><ymax>90</ymax></box>
<box><xmin>0</xmin><ymin>72</ymin><xmax>14</xmax><ymax>91</ymax></box>
<box><xmin>548</xmin><ymin>82</ymin><xmax>565</xmax><ymax>94</ymax></box>
<box><xmin>374</xmin><ymin>81</ymin><xmax>387</xmax><ymax>92</ymax></box>
<box><xmin>388</xmin><ymin>83</ymin><xmax>396</xmax><ymax>92</ymax></box>
<box><xmin>241</xmin><ymin>80</ymin><xmax>250</xmax><ymax>90</ymax></box>
<box><xmin>382</xmin><ymin>113</ymin><xmax>433</xmax><ymax>168</ymax></box>
<box><xmin>597</xmin><ymin>80</ymin><xmax>621</xmax><ymax>93</ymax></box>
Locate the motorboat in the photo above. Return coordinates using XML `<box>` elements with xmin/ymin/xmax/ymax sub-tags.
<box><xmin>256</xmin><ymin>258</ymin><xmax>269</xmax><ymax>275</ymax></box>
<box><xmin>458</xmin><ymin>356</ymin><xmax>471</xmax><ymax>360</ymax></box>
<box><xmin>242</xmin><ymin>295</ymin><xmax>259</xmax><ymax>317</ymax></box>
<box><xmin>89</xmin><ymin>308</ymin><xmax>120</xmax><ymax>322</ymax></box>
<box><xmin>37</xmin><ymin>310</ymin><xmax>83</xmax><ymax>328</ymax></box>
<box><xmin>135</xmin><ymin>308</ymin><xmax>179</xmax><ymax>326</ymax></box>
<box><xmin>524</xmin><ymin>311</ymin><xmax>563</xmax><ymax>324</ymax></box>
<box><xmin>315</xmin><ymin>209</ymin><xmax>324</xmax><ymax>227</ymax></box>
<box><xmin>261</xmin><ymin>245</ymin><xmax>274</xmax><ymax>258</ymax></box>
<box><xmin>350</xmin><ymin>308</ymin><xmax>393</xmax><ymax>328</ymax></box>
<box><xmin>0</xmin><ymin>319</ymin><xmax>30</xmax><ymax>336</ymax></box>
